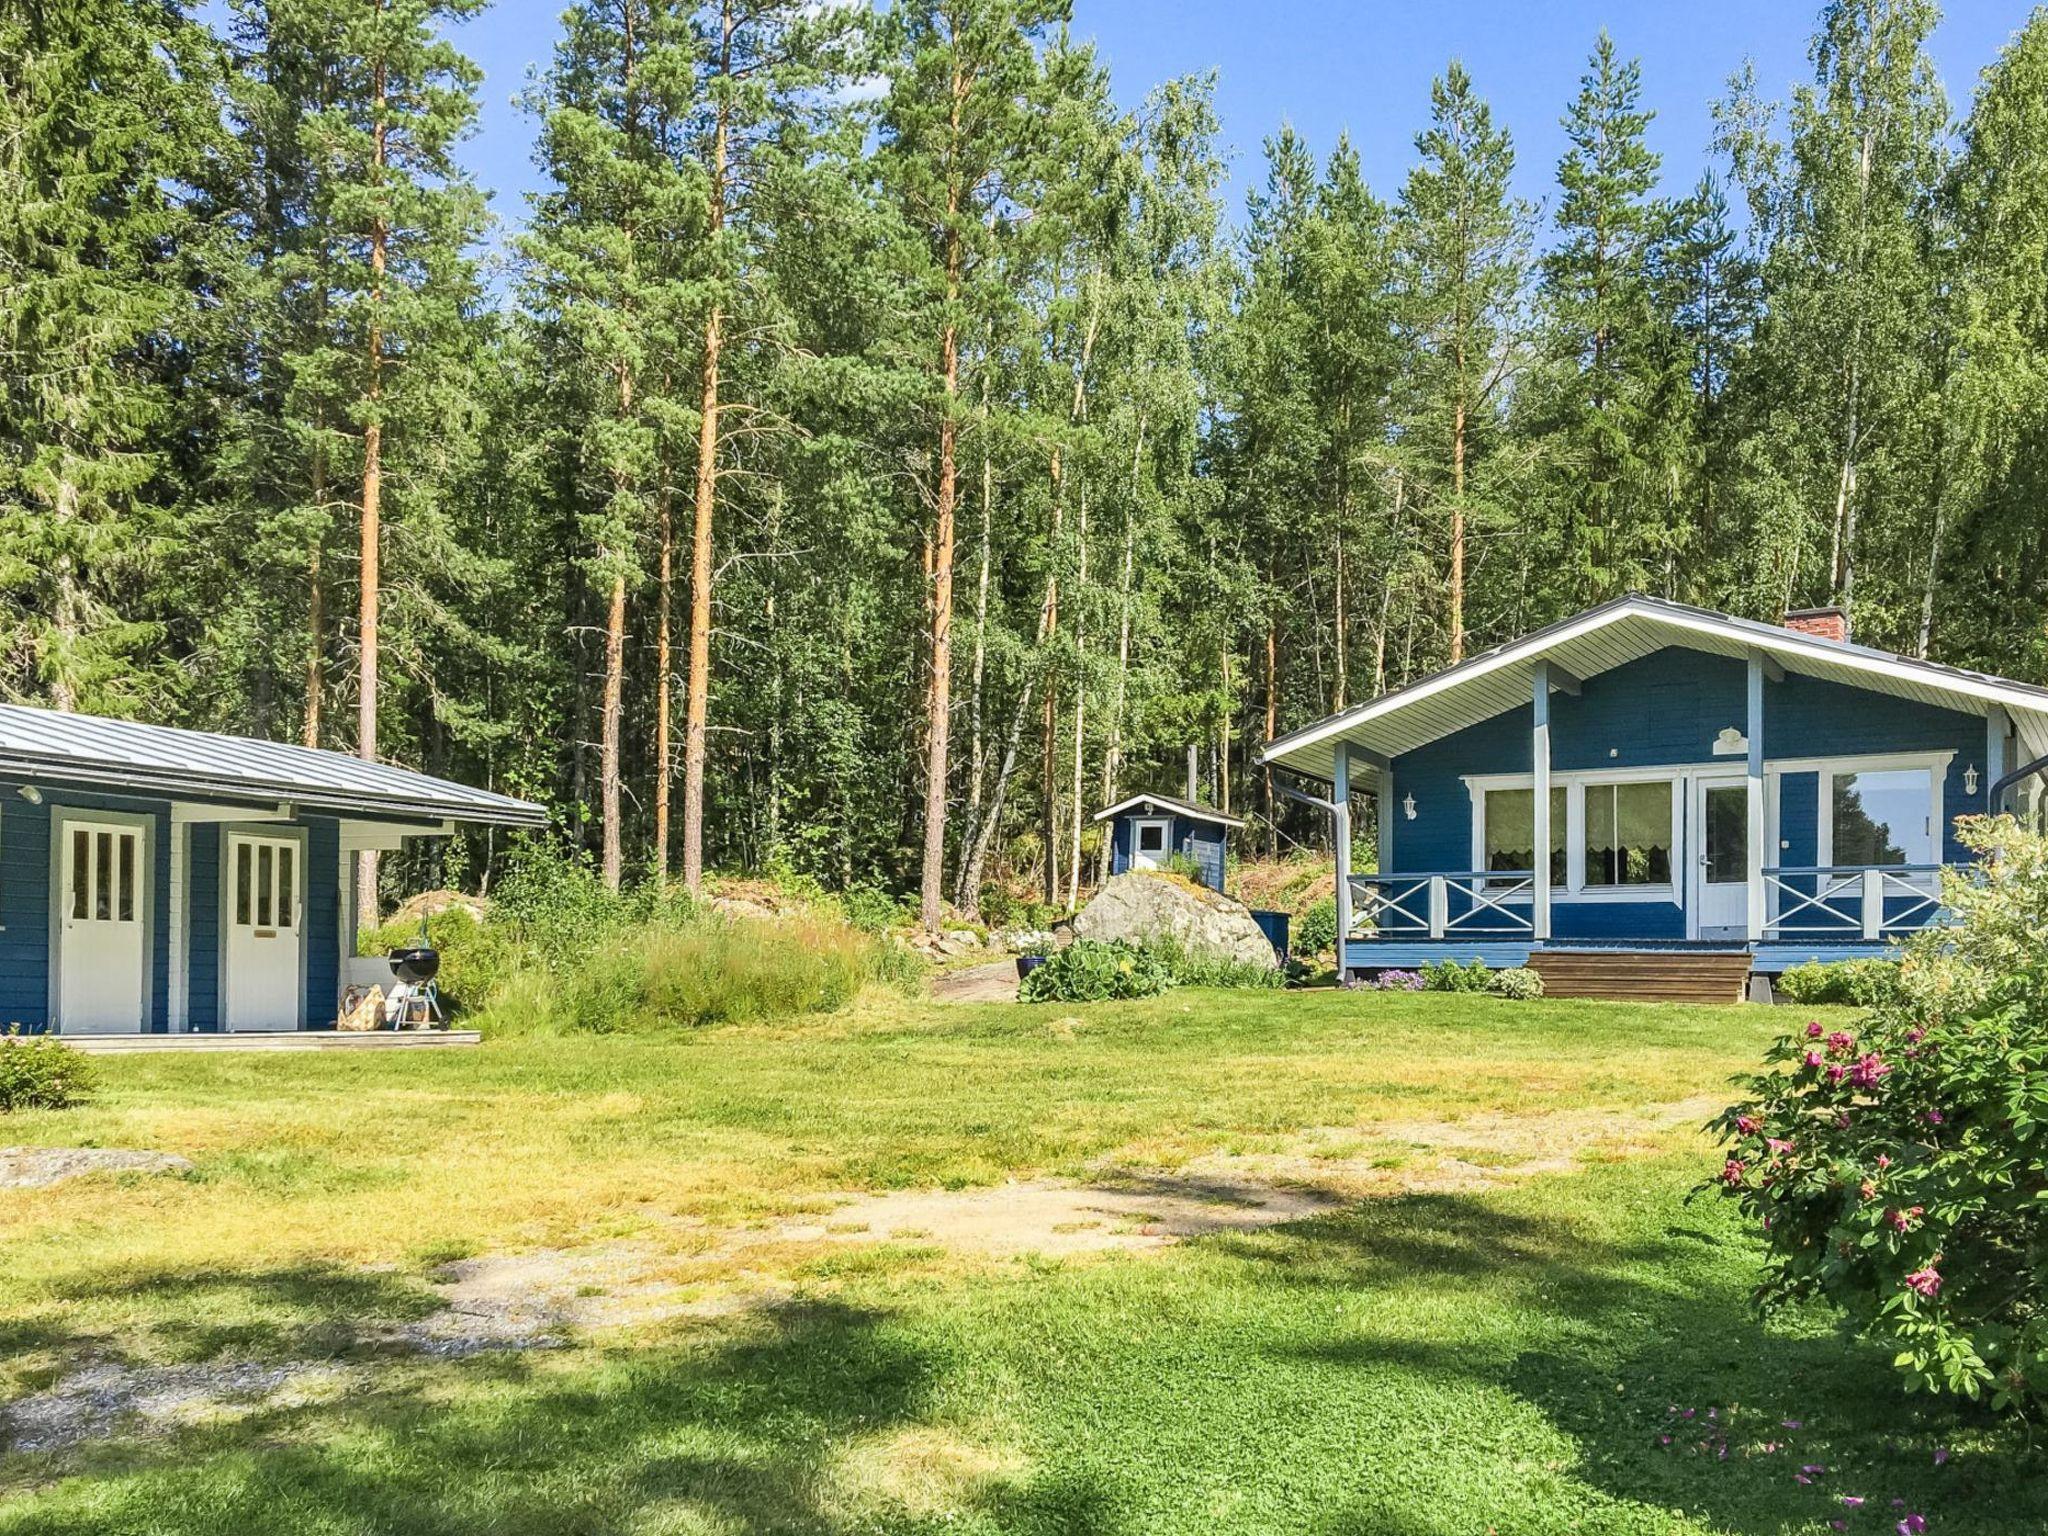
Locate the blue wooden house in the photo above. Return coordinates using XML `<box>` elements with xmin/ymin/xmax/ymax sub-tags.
<box><xmin>1095</xmin><ymin>792</ymin><xmax>1244</xmax><ymax>893</ymax></box>
<box><xmin>1257</xmin><ymin>597</ymin><xmax>2048</xmax><ymax>998</ymax></box>
<box><xmin>0</xmin><ymin>704</ymin><xmax>545</xmax><ymax>1036</ymax></box>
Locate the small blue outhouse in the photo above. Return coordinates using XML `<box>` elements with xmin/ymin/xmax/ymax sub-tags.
<box><xmin>1095</xmin><ymin>792</ymin><xmax>1245</xmax><ymax>893</ymax></box>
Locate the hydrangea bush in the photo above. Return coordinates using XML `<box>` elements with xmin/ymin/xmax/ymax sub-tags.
<box><xmin>1710</xmin><ymin>817</ymin><xmax>2048</xmax><ymax>1411</ymax></box>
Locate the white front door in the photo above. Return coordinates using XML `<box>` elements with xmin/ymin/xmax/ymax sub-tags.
<box><xmin>225</xmin><ymin>833</ymin><xmax>303</xmax><ymax>1031</ymax></box>
<box><xmin>1130</xmin><ymin>817</ymin><xmax>1172</xmax><ymax>871</ymax></box>
<box><xmin>59</xmin><ymin>820</ymin><xmax>147</xmax><ymax>1033</ymax></box>
<box><xmin>1691</xmin><ymin>775</ymin><xmax>1751</xmax><ymax>939</ymax></box>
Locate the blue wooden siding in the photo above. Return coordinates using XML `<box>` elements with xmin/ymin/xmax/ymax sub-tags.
<box><xmin>186</xmin><ymin>822</ymin><xmax>220</xmax><ymax>1031</ymax></box>
<box><xmin>0</xmin><ymin>779</ymin><xmax>347</xmax><ymax>1033</ymax></box>
<box><xmin>0</xmin><ymin>783</ymin><xmax>49</xmax><ymax>1028</ymax></box>
<box><xmin>303</xmin><ymin>817</ymin><xmax>340</xmax><ymax>1026</ymax></box>
<box><xmin>1378</xmin><ymin>647</ymin><xmax>1990</xmax><ymax>946</ymax></box>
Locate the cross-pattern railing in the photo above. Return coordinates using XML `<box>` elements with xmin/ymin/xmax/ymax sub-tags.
<box><xmin>1762</xmin><ymin>864</ymin><xmax>1946</xmax><ymax>942</ymax></box>
<box><xmin>1349</xmin><ymin>871</ymin><xmax>1536</xmax><ymax>940</ymax></box>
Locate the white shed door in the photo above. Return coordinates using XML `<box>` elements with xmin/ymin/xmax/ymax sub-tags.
<box><xmin>225</xmin><ymin>834</ymin><xmax>302</xmax><ymax>1031</ymax></box>
<box><xmin>60</xmin><ymin>821</ymin><xmax>146</xmax><ymax>1033</ymax></box>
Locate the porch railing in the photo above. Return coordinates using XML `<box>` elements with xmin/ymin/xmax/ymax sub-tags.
<box><xmin>1761</xmin><ymin>864</ymin><xmax>1946</xmax><ymax>942</ymax></box>
<box><xmin>1349</xmin><ymin>871</ymin><xmax>1535</xmax><ymax>941</ymax></box>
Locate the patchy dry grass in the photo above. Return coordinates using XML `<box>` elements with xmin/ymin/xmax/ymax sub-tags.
<box><xmin>6</xmin><ymin>988</ymin><xmax>2042</xmax><ymax>1533</ymax></box>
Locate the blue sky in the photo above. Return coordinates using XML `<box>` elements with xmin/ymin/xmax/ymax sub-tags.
<box><xmin>452</xmin><ymin>0</ymin><xmax>2031</xmax><ymax>235</ymax></box>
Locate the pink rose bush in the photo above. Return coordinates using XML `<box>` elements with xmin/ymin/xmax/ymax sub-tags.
<box><xmin>1709</xmin><ymin>817</ymin><xmax>2048</xmax><ymax>1413</ymax></box>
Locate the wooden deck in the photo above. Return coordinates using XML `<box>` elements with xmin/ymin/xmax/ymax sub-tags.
<box><xmin>58</xmin><ymin>1030</ymin><xmax>481</xmax><ymax>1054</ymax></box>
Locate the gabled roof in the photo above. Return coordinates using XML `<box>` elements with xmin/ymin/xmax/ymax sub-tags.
<box><xmin>1093</xmin><ymin>792</ymin><xmax>1247</xmax><ymax>829</ymax></box>
<box><xmin>0</xmin><ymin>703</ymin><xmax>549</xmax><ymax>827</ymax></box>
<box><xmin>1258</xmin><ymin>594</ymin><xmax>2048</xmax><ymax>783</ymax></box>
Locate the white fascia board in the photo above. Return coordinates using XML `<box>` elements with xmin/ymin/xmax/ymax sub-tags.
<box><xmin>1262</xmin><ymin>598</ymin><xmax>2048</xmax><ymax>771</ymax></box>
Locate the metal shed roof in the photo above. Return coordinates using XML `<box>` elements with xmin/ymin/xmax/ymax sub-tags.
<box><xmin>1092</xmin><ymin>792</ymin><xmax>1247</xmax><ymax>829</ymax></box>
<box><xmin>1258</xmin><ymin>595</ymin><xmax>2048</xmax><ymax>784</ymax></box>
<box><xmin>0</xmin><ymin>703</ymin><xmax>549</xmax><ymax>828</ymax></box>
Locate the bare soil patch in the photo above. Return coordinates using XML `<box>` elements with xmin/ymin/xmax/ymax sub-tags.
<box><xmin>930</xmin><ymin>961</ymin><xmax>1019</xmax><ymax>1004</ymax></box>
<box><xmin>0</xmin><ymin>1147</ymin><xmax>193</xmax><ymax>1189</ymax></box>
<box><xmin>1</xmin><ymin>1095</ymin><xmax>1719</xmax><ymax>1455</ymax></box>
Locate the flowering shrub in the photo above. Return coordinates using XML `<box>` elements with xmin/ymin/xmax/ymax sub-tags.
<box><xmin>1776</xmin><ymin>956</ymin><xmax>1901</xmax><ymax>1006</ymax></box>
<box><xmin>1487</xmin><ymin>966</ymin><xmax>1544</xmax><ymax>1000</ymax></box>
<box><xmin>1420</xmin><ymin>958</ymin><xmax>1492</xmax><ymax>993</ymax></box>
<box><xmin>0</xmin><ymin>1030</ymin><xmax>96</xmax><ymax>1111</ymax></box>
<box><xmin>1369</xmin><ymin>969</ymin><xmax>1425</xmax><ymax>991</ymax></box>
<box><xmin>1710</xmin><ymin>817</ymin><xmax>2048</xmax><ymax>1411</ymax></box>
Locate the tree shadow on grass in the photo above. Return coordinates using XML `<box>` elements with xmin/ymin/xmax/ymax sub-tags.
<box><xmin>0</xmin><ymin>1295</ymin><xmax>1119</xmax><ymax>1536</ymax></box>
<box><xmin>1224</xmin><ymin>1189</ymin><xmax>2046</xmax><ymax>1534</ymax></box>
<box><xmin>29</xmin><ymin>1260</ymin><xmax>448</xmax><ymax>1364</ymax></box>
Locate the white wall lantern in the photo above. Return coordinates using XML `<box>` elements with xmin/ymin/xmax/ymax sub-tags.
<box><xmin>1963</xmin><ymin>763</ymin><xmax>1979</xmax><ymax>797</ymax></box>
<box><xmin>1402</xmin><ymin>792</ymin><xmax>1417</xmax><ymax>821</ymax></box>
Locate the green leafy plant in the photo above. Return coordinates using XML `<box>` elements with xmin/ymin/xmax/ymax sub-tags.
<box><xmin>1018</xmin><ymin>940</ymin><xmax>1174</xmax><ymax>1003</ymax></box>
<box><xmin>1421</xmin><ymin>959</ymin><xmax>1493</xmax><ymax>993</ymax></box>
<box><xmin>0</xmin><ymin>1032</ymin><xmax>96</xmax><ymax>1111</ymax></box>
<box><xmin>1775</xmin><ymin>957</ymin><xmax>1901</xmax><ymax>1006</ymax></box>
<box><xmin>1710</xmin><ymin>817</ymin><xmax>2048</xmax><ymax>1411</ymax></box>
<box><xmin>1487</xmin><ymin>966</ymin><xmax>1544</xmax><ymax>1000</ymax></box>
<box><xmin>1293</xmin><ymin>896</ymin><xmax>1339</xmax><ymax>957</ymax></box>
<box><xmin>1154</xmin><ymin>945</ymin><xmax>1285</xmax><ymax>990</ymax></box>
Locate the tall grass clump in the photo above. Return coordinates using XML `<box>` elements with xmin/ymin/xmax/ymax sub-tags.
<box><xmin>384</xmin><ymin>841</ymin><xmax>923</xmax><ymax>1037</ymax></box>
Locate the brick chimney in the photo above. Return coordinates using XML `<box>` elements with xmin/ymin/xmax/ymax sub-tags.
<box><xmin>1782</xmin><ymin>606</ymin><xmax>1848</xmax><ymax>644</ymax></box>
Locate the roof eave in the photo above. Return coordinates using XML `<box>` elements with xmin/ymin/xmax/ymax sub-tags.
<box><xmin>0</xmin><ymin>754</ymin><xmax>550</xmax><ymax>830</ymax></box>
<box><xmin>1258</xmin><ymin>595</ymin><xmax>2048</xmax><ymax>771</ymax></box>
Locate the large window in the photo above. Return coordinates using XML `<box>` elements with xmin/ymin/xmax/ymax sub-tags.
<box><xmin>1832</xmin><ymin>768</ymin><xmax>1934</xmax><ymax>866</ymax></box>
<box><xmin>1583</xmin><ymin>780</ymin><xmax>1674</xmax><ymax>888</ymax></box>
<box><xmin>1482</xmin><ymin>786</ymin><xmax>1566</xmax><ymax>886</ymax></box>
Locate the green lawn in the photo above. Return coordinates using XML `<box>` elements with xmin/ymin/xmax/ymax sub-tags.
<box><xmin>0</xmin><ymin>990</ymin><xmax>2036</xmax><ymax>1534</ymax></box>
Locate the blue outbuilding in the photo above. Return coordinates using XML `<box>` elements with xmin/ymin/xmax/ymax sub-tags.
<box><xmin>1095</xmin><ymin>791</ymin><xmax>1245</xmax><ymax>894</ymax></box>
<box><xmin>0</xmin><ymin>704</ymin><xmax>544</xmax><ymax>1036</ymax></box>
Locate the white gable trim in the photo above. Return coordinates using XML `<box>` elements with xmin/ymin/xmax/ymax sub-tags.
<box><xmin>1259</xmin><ymin>597</ymin><xmax>2048</xmax><ymax>773</ymax></box>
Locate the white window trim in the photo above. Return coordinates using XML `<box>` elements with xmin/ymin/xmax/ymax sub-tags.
<box><xmin>1808</xmin><ymin>753</ymin><xmax>1949</xmax><ymax>876</ymax></box>
<box><xmin>1463</xmin><ymin>769</ymin><xmax>1681</xmax><ymax>902</ymax></box>
<box><xmin>1462</xmin><ymin>750</ymin><xmax>1954</xmax><ymax>906</ymax></box>
<box><xmin>1131</xmin><ymin>816</ymin><xmax>1173</xmax><ymax>863</ymax></box>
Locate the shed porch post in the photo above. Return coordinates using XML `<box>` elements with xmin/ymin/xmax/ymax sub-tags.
<box><xmin>1332</xmin><ymin>747</ymin><xmax>1353</xmax><ymax>970</ymax></box>
<box><xmin>1746</xmin><ymin>653</ymin><xmax>1767</xmax><ymax>941</ymax></box>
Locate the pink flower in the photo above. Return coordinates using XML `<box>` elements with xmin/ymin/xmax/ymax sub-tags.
<box><xmin>1898</xmin><ymin>1515</ymin><xmax>1927</xmax><ymax>1535</ymax></box>
<box><xmin>1768</xmin><ymin>1137</ymin><xmax>1796</xmax><ymax>1157</ymax></box>
<box><xmin>1859</xmin><ymin>1180</ymin><xmax>1878</xmax><ymax>1201</ymax></box>
<box><xmin>1888</xmin><ymin>1206</ymin><xmax>1922</xmax><ymax>1232</ymax></box>
<box><xmin>1806</xmin><ymin>1049</ymin><xmax>1826</xmax><ymax>1069</ymax></box>
<box><xmin>1851</xmin><ymin>1053</ymin><xmax>1891</xmax><ymax>1087</ymax></box>
<box><xmin>1905</xmin><ymin>1265</ymin><xmax>1942</xmax><ymax>1298</ymax></box>
<box><xmin>1737</xmin><ymin>1114</ymin><xmax>1761</xmax><ymax>1135</ymax></box>
<box><xmin>1836</xmin><ymin>1112</ymin><xmax>1853</xmax><ymax>1129</ymax></box>
<box><xmin>1722</xmin><ymin>1158</ymin><xmax>1745</xmax><ymax>1187</ymax></box>
<box><xmin>1906</xmin><ymin>1027</ymin><xmax>1926</xmax><ymax>1044</ymax></box>
<box><xmin>1877</xmin><ymin>1154</ymin><xmax>1891</xmax><ymax>1169</ymax></box>
<box><xmin>1926</xmin><ymin>1109</ymin><xmax>1944</xmax><ymax>1126</ymax></box>
<box><xmin>1828</xmin><ymin>1064</ymin><xmax>1849</xmax><ymax>1084</ymax></box>
<box><xmin>1808</xmin><ymin>1021</ymin><xmax>1826</xmax><ymax>1038</ymax></box>
<box><xmin>1933</xmin><ymin>1447</ymin><xmax>1948</xmax><ymax>1466</ymax></box>
<box><xmin>1842</xmin><ymin>1496</ymin><xmax>1866</xmax><ymax>1509</ymax></box>
<box><xmin>1827</xmin><ymin>1030</ymin><xmax>1856</xmax><ymax>1055</ymax></box>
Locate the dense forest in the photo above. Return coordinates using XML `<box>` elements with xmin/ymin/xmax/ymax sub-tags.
<box><xmin>5</xmin><ymin>0</ymin><xmax>2048</xmax><ymax>924</ymax></box>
